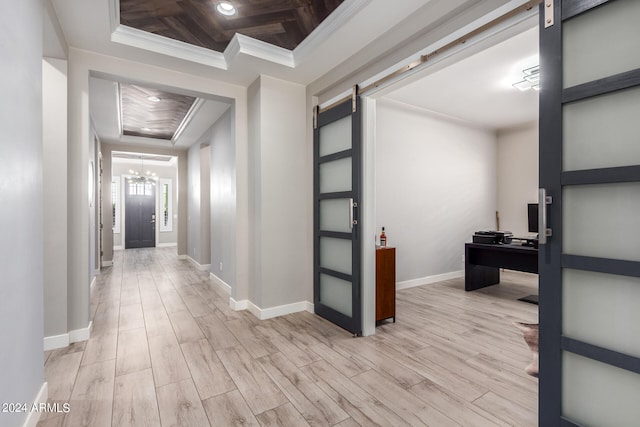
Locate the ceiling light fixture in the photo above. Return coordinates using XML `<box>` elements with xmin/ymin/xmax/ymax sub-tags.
<box><xmin>512</xmin><ymin>65</ymin><xmax>540</xmax><ymax>91</ymax></box>
<box><xmin>147</xmin><ymin>96</ymin><xmax>161</xmax><ymax>102</ymax></box>
<box><xmin>216</xmin><ymin>1</ymin><xmax>237</xmax><ymax>16</ymax></box>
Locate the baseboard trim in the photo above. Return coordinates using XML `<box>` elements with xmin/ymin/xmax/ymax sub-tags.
<box><xmin>230</xmin><ymin>298</ymin><xmax>313</xmax><ymax>320</ymax></box>
<box><xmin>156</xmin><ymin>242</ymin><xmax>177</xmax><ymax>248</ymax></box>
<box><xmin>69</xmin><ymin>321</ymin><xmax>92</xmax><ymax>343</ymax></box>
<box><xmin>185</xmin><ymin>256</ymin><xmax>211</xmax><ymax>271</ymax></box>
<box><xmin>90</xmin><ymin>276</ymin><xmax>97</xmax><ymax>291</ymax></box>
<box><xmin>210</xmin><ymin>273</ymin><xmax>231</xmax><ymax>295</ymax></box>
<box><xmin>102</xmin><ymin>260</ymin><xmax>113</xmax><ymax>267</ymax></box>
<box><xmin>114</xmin><ymin>245</ymin><xmax>124</xmax><ymax>251</ymax></box>
<box><xmin>22</xmin><ymin>382</ymin><xmax>48</xmax><ymax>427</ymax></box>
<box><xmin>397</xmin><ymin>270</ymin><xmax>464</xmax><ymax>290</ymax></box>
<box><xmin>178</xmin><ymin>254</ymin><xmax>187</xmax><ymax>260</ymax></box>
<box><xmin>43</xmin><ymin>333</ymin><xmax>70</xmax><ymax>351</ymax></box>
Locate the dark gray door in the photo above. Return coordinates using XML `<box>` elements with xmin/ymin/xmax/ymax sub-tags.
<box><xmin>539</xmin><ymin>0</ymin><xmax>640</xmax><ymax>424</ymax></box>
<box><xmin>313</xmin><ymin>96</ymin><xmax>362</xmax><ymax>336</ymax></box>
<box><xmin>125</xmin><ymin>178</ymin><xmax>156</xmax><ymax>249</ymax></box>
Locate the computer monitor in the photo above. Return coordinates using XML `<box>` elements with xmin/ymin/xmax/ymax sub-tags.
<box><xmin>528</xmin><ymin>203</ymin><xmax>538</xmax><ymax>233</ymax></box>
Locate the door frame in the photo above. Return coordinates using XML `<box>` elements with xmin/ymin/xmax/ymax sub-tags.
<box><xmin>123</xmin><ymin>176</ymin><xmax>157</xmax><ymax>249</ymax></box>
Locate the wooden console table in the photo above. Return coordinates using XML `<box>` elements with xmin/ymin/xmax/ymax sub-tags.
<box><xmin>376</xmin><ymin>246</ymin><xmax>396</xmax><ymax>322</ymax></box>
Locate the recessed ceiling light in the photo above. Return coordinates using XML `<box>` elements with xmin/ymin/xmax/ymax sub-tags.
<box><xmin>216</xmin><ymin>1</ymin><xmax>237</xmax><ymax>16</ymax></box>
<box><xmin>147</xmin><ymin>96</ymin><xmax>161</xmax><ymax>102</ymax></box>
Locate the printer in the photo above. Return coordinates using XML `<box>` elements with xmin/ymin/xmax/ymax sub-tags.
<box><xmin>472</xmin><ymin>230</ymin><xmax>513</xmax><ymax>244</ymax></box>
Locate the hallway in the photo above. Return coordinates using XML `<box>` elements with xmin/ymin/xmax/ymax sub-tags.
<box><xmin>38</xmin><ymin>247</ymin><xmax>537</xmax><ymax>426</ymax></box>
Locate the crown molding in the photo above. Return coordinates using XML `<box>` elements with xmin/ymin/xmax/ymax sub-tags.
<box><xmin>172</xmin><ymin>98</ymin><xmax>205</xmax><ymax>145</ymax></box>
<box><xmin>107</xmin><ymin>0</ymin><xmax>357</xmax><ymax>70</ymax></box>
<box><xmin>294</xmin><ymin>0</ymin><xmax>370</xmax><ymax>62</ymax></box>
<box><xmin>228</xmin><ymin>33</ymin><xmax>295</xmax><ymax>68</ymax></box>
<box><xmin>111</xmin><ymin>25</ymin><xmax>229</xmax><ymax>69</ymax></box>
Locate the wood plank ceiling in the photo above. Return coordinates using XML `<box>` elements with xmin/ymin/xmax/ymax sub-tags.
<box><xmin>119</xmin><ymin>0</ymin><xmax>345</xmax><ymax>51</ymax></box>
<box><xmin>120</xmin><ymin>84</ymin><xmax>196</xmax><ymax>140</ymax></box>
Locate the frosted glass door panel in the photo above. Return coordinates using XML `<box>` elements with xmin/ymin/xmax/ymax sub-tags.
<box><xmin>563</xmin><ymin>352</ymin><xmax>640</xmax><ymax>427</ymax></box>
<box><xmin>320</xmin><ymin>274</ymin><xmax>352</xmax><ymax>317</ymax></box>
<box><xmin>563</xmin><ymin>0</ymin><xmax>640</xmax><ymax>88</ymax></box>
<box><xmin>320</xmin><ymin>237</ymin><xmax>352</xmax><ymax>275</ymax></box>
<box><xmin>563</xmin><ymin>183</ymin><xmax>640</xmax><ymax>261</ymax></box>
<box><xmin>319</xmin><ymin>199</ymin><xmax>352</xmax><ymax>233</ymax></box>
<box><xmin>563</xmin><ymin>269</ymin><xmax>640</xmax><ymax>358</ymax></box>
<box><xmin>564</xmin><ymin>86</ymin><xmax>640</xmax><ymax>171</ymax></box>
<box><xmin>319</xmin><ymin>115</ymin><xmax>351</xmax><ymax>157</ymax></box>
<box><xmin>319</xmin><ymin>158</ymin><xmax>351</xmax><ymax>193</ymax></box>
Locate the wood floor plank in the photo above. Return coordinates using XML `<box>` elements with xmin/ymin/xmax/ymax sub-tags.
<box><xmin>181</xmin><ymin>339</ymin><xmax>236</xmax><ymax>400</ymax></box>
<box><xmin>156</xmin><ymin>379</ymin><xmax>210</xmax><ymax>427</ymax></box>
<box><xmin>115</xmin><ymin>327</ymin><xmax>151</xmax><ymax>377</ymax></box>
<box><xmin>118</xmin><ymin>303</ymin><xmax>145</xmax><ymax>331</ymax></box>
<box><xmin>82</xmin><ymin>331</ymin><xmax>117</xmax><ymax>366</ymax></box>
<box><xmin>201</xmin><ymin>390</ymin><xmax>260</xmax><ymax>427</ymax></box>
<box><xmin>196</xmin><ymin>314</ymin><xmax>239</xmax><ymax>350</ymax></box>
<box><xmin>147</xmin><ymin>332</ymin><xmax>191</xmax><ymax>387</ymax></box>
<box><xmin>65</xmin><ymin>359</ymin><xmax>116</xmax><ymax>427</ymax></box>
<box><xmin>302</xmin><ymin>360</ymin><xmax>409</xmax><ymax>427</ymax></box>
<box><xmin>216</xmin><ymin>346</ymin><xmax>288</xmax><ymax>415</ymax></box>
<box><xmin>257</xmin><ymin>352</ymin><xmax>349</xmax><ymax>426</ymax></box>
<box><xmin>255</xmin><ymin>403</ymin><xmax>311</xmax><ymax>427</ymax></box>
<box><xmin>112</xmin><ymin>368</ymin><xmax>160</xmax><ymax>427</ymax></box>
<box><xmin>351</xmin><ymin>369</ymin><xmax>458</xmax><ymax>426</ymax></box>
<box><xmin>473</xmin><ymin>391</ymin><xmax>537</xmax><ymax>427</ymax></box>
<box><xmin>409</xmin><ymin>380</ymin><xmax>511</xmax><ymax>427</ymax></box>
<box><xmin>168</xmin><ymin>309</ymin><xmax>205</xmax><ymax>344</ymax></box>
<box><xmin>225</xmin><ymin>318</ymin><xmax>279</xmax><ymax>359</ymax></box>
<box><xmin>44</xmin><ymin>352</ymin><xmax>83</xmax><ymax>401</ymax></box>
<box><xmin>142</xmin><ymin>306</ymin><xmax>173</xmax><ymax>338</ymax></box>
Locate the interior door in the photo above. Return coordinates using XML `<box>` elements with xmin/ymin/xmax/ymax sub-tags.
<box><xmin>124</xmin><ymin>178</ymin><xmax>156</xmax><ymax>249</ymax></box>
<box><xmin>539</xmin><ymin>0</ymin><xmax>640</xmax><ymax>425</ymax></box>
<box><xmin>314</xmin><ymin>95</ymin><xmax>362</xmax><ymax>336</ymax></box>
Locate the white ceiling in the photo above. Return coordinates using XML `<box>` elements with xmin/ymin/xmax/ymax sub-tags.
<box><xmin>45</xmin><ymin>0</ymin><xmax>533</xmax><ymax>147</ymax></box>
<box><xmin>384</xmin><ymin>25</ymin><xmax>539</xmax><ymax>130</ymax></box>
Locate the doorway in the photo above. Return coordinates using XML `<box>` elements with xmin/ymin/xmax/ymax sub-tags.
<box><xmin>124</xmin><ymin>178</ymin><xmax>156</xmax><ymax>249</ymax></box>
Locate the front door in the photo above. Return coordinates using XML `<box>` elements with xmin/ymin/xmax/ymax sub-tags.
<box><xmin>539</xmin><ymin>0</ymin><xmax>640</xmax><ymax>424</ymax></box>
<box><xmin>124</xmin><ymin>178</ymin><xmax>156</xmax><ymax>249</ymax></box>
<box><xmin>313</xmin><ymin>95</ymin><xmax>362</xmax><ymax>336</ymax></box>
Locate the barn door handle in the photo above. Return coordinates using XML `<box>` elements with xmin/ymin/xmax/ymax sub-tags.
<box><xmin>538</xmin><ymin>188</ymin><xmax>552</xmax><ymax>245</ymax></box>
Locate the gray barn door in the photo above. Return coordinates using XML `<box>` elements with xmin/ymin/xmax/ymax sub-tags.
<box><xmin>313</xmin><ymin>96</ymin><xmax>362</xmax><ymax>336</ymax></box>
<box><xmin>539</xmin><ymin>0</ymin><xmax>640</xmax><ymax>424</ymax></box>
<box><xmin>125</xmin><ymin>178</ymin><xmax>156</xmax><ymax>249</ymax></box>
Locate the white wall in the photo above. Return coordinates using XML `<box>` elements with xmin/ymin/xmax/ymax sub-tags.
<box><xmin>209</xmin><ymin>108</ymin><xmax>236</xmax><ymax>287</ymax></box>
<box><xmin>248</xmin><ymin>76</ymin><xmax>310</xmax><ymax>309</ymax></box>
<box><xmin>188</xmin><ymin>142</ymin><xmax>202</xmax><ymax>263</ymax></box>
<box><xmin>376</xmin><ymin>99</ymin><xmax>497</xmax><ymax>284</ymax></box>
<box><xmin>0</xmin><ymin>1</ymin><xmax>45</xmax><ymax>425</ymax></box>
<box><xmin>43</xmin><ymin>58</ymin><xmax>68</xmax><ymax>339</ymax></box>
<box><xmin>496</xmin><ymin>122</ymin><xmax>539</xmax><ymax>236</ymax></box>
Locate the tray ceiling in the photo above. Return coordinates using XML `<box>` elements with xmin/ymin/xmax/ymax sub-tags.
<box><xmin>119</xmin><ymin>0</ymin><xmax>344</xmax><ymax>52</ymax></box>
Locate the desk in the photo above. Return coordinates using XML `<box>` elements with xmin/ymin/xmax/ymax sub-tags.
<box><xmin>465</xmin><ymin>243</ymin><xmax>538</xmax><ymax>296</ymax></box>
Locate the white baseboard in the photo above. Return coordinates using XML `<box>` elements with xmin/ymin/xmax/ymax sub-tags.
<box><xmin>156</xmin><ymin>242</ymin><xmax>177</xmax><ymax>248</ymax></box>
<box><xmin>69</xmin><ymin>321</ymin><xmax>92</xmax><ymax>343</ymax></box>
<box><xmin>230</xmin><ymin>298</ymin><xmax>313</xmax><ymax>320</ymax></box>
<box><xmin>178</xmin><ymin>254</ymin><xmax>187</xmax><ymax>260</ymax></box>
<box><xmin>114</xmin><ymin>245</ymin><xmax>124</xmax><ymax>251</ymax></box>
<box><xmin>102</xmin><ymin>260</ymin><xmax>113</xmax><ymax>267</ymax></box>
<box><xmin>185</xmin><ymin>256</ymin><xmax>211</xmax><ymax>271</ymax></box>
<box><xmin>22</xmin><ymin>382</ymin><xmax>48</xmax><ymax>427</ymax></box>
<box><xmin>90</xmin><ymin>276</ymin><xmax>97</xmax><ymax>290</ymax></box>
<box><xmin>397</xmin><ymin>270</ymin><xmax>465</xmax><ymax>290</ymax></box>
<box><xmin>210</xmin><ymin>273</ymin><xmax>231</xmax><ymax>295</ymax></box>
<box><xmin>230</xmin><ymin>297</ymin><xmax>248</xmax><ymax>311</ymax></box>
<box><xmin>44</xmin><ymin>333</ymin><xmax>70</xmax><ymax>351</ymax></box>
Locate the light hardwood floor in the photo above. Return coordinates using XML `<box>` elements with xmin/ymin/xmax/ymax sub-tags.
<box><xmin>39</xmin><ymin>248</ymin><xmax>538</xmax><ymax>426</ymax></box>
